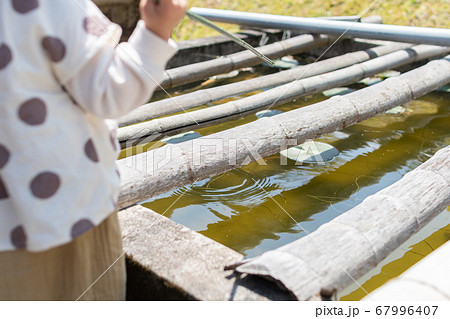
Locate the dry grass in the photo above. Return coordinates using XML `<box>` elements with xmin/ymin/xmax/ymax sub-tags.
<box><xmin>173</xmin><ymin>0</ymin><xmax>450</xmax><ymax>41</ymax></box>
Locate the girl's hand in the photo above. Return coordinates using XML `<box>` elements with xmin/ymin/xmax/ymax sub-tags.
<box><xmin>140</xmin><ymin>0</ymin><xmax>187</xmax><ymax>41</ymax></box>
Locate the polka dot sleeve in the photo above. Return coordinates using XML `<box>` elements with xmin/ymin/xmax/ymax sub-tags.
<box><xmin>46</xmin><ymin>0</ymin><xmax>178</xmax><ymax>119</ymax></box>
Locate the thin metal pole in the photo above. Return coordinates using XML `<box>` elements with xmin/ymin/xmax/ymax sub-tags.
<box><xmin>186</xmin><ymin>11</ymin><xmax>275</xmax><ymax>65</ymax></box>
<box><xmin>189</xmin><ymin>7</ymin><xmax>450</xmax><ymax>46</ymax></box>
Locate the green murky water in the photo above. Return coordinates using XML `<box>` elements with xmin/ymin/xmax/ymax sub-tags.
<box><xmin>122</xmin><ymin>69</ymin><xmax>449</xmax><ymax>299</ymax></box>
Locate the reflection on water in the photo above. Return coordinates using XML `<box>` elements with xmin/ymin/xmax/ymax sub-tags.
<box><xmin>142</xmin><ymin>91</ymin><xmax>450</xmax><ymax>258</ymax></box>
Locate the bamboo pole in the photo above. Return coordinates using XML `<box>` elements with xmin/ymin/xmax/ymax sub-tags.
<box><xmin>118</xmin><ymin>42</ymin><xmax>412</xmax><ymax>127</ymax></box>
<box><xmin>159</xmin><ymin>34</ymin><xmax>335</xmax><ymax>89</ymax></box>
<box><xmin>117</xmin><ymin>54</ymin><xmax>450</xmax><ymax>209</ymax></box>
<box><xmin>118</xmin><ymin>45</ymin><xmax>449</xmax><ymax>144</ymax></box>
<box><xmin>363</xmin><ymin>240</ymin><xmax>450</xmax><ymax>301</ymax></box>
<box><xmin>233</xmin><ymin>146</ymin><xmax>450</xmax><ymax>300</ymax></box>
<box><xmin>157</xmin><ymin>15</ymin><xmax>383</xmax><ymax>90</ymax></box>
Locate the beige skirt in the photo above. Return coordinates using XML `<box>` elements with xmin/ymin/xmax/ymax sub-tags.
<box><xmin>0</xmin><ymin>212</ymin><xmax>126</xmax><ymax>301</ymax></box>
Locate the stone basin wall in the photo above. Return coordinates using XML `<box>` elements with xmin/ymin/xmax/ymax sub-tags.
<box><xmin>93</xmin><ymin>0</ymin><xmax>140</xmax><ymax>41</ymax></box>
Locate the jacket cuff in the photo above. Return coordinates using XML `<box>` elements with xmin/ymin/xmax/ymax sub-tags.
<box><xmin>127</xmin><ymin>20</ymin><xmax>178</xmax><ymax>68</ymax></box>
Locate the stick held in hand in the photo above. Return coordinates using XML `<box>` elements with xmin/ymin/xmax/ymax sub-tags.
<box><xmin>186</xmin><ymin>10</ymin><xmax>275</xmax><ymax>66</ymax></box>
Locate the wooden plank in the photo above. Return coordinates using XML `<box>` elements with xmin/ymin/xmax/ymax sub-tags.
<box><xmin>233</xmin><ymin>146</ymin><xmax>450</xmax><ymax>300</ymax></box>
<box><xmin>117</xmin><ymin>54</ymin><xmax>450</xmax><ymax>209</ymax></box>
<box><xmin>118</xmin><ymin>45</ymin><xmax>449</xmax><ymax>144</ymax></box>
<box><xmin>363</xmin><ymin>240</ymin><xmax>450</xmax><ymax>300</ymax></box>
<box><xmin>119</xmin><ymin>205</ymin><xmax>293</xmax><ymax>300</ymax></box>
<box><xmin>118</xmin><ymin>42</ymin><xmax>412</xmax><ymax>127</ymax></box>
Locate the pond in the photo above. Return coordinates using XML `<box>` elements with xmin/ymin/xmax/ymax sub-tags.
<box><xmin>121</xmin><ymin>67</ymin><xmax>450</xmax><ymax>300</ymax></box>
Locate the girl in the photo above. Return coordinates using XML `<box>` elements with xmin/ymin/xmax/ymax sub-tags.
<box><xmin>0</xmin><ymin>0</ymin><xmax>186</xmax><ymax>300</ymax></box>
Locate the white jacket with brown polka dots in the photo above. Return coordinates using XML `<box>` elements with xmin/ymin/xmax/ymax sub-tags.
<box><xmin>0</xmin><ymin>0</ymin><xmax>177</xmax><ymax>251</ymax></box>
